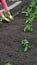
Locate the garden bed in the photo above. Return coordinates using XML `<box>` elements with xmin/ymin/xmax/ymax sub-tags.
<box><xmin>0</xmin><ymin>0</ymin><xmax>37</xmax><ymax>65</ymax></box>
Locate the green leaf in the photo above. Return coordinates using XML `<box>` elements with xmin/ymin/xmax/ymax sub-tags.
<box><xmin>21</xmin><ymin>39</ymin><xmax>31</xmax><ymax>52</ymax></box>
<box><xmin>3</xmin><ymin>11</ymin><xmax>10</xmax><ymax>18</ymax></box>
<box><xmin>6</xmin><ymin>62</ymin><xmax>12</xmax><ymax>65</ymax></box>
<box><xmin>24</xmin><ymin>44</ymin><xmax>31</xmax><ymax>52</ymax></box>
<box><xmin>27</xmin><ymin>7</ymin><xmax>32</xmax><ymax>13</ymax></box>
<box><xmin>21</xmin><ymin>39</ymin><xmax>29</xmax><ymax>45</ymax></box>
<box><xmin>24</xmin><ymin>24</ymin><xmax>33</xmax><ymax>32</ymax></box>
<box><xmin>22</xmin><ymin>7</ymin><xmax>32</xmax><ymax>16</ymax></box>
<box><xmin>24</xmin><ymin>46</ymin><xmax>28</xmax><ymax>52</ymax></box>
<box><xmin>26</xmin><ymin>44</ymin><xmax>31</xmax><ymax>48</ymax></box>
<box><xmin>26</xmin><ymin>17</ymin><xmax>34</xmax><ymax>23</ymax></box>
<box><xmin>28</xmin><ymin>45</ymin><xmax>31</xmax><ymax>48</ymax></box>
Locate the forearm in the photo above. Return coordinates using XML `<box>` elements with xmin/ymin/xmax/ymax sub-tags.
<box><xmin>1</xmin><ymin>0</ymin><xmax>9</xmax><ymax>12</ymax></box>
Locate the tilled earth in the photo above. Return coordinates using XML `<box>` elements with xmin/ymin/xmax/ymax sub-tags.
<box><xmin>0</xmin><ymin>0</ymin><xmax>37</xmax><ymax>65</ymax></box>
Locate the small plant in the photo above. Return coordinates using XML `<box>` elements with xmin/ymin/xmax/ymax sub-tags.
<box><xmin>3</xmin><ymin>11</ymin><xmax>10</xmax><ymax>18</ymax></box>
<box><xmin>22</xmin><ymin>0</ymin><xmax>36</xmax><ymax>16</ymax></box>
<box><xmin>21</xmin><ymin>39</ymin><xmax>31</xmax><ymax>52</ymax></box>
<box><xmin>22</xmin><ymin>0</ymin><xmax>37</xmax><ymax>17</ymax></box>
<box><xmin>5</xmin><ymin>62</ymin><xmax>12</xmax><ymax>65</ymax></box>
<box><xmin>24</xmin><ymin>24</ymin><xmax>33</xmax><ymax>32</ymax></box>
<box><xmin>22</xmin><ymin>7</ymin><xmax>32</xmax><ymax>16</ymax></box>
<box><xmin>26</xmin><ymin>12</ymin><xmax>35</xmax><ymax>23</ymax></box>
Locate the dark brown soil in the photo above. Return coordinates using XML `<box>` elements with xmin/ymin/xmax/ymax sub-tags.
<box><xmin>0</xmin><ymin>0</ymin><xmax>37</xmax><ymax>65</ymax></box>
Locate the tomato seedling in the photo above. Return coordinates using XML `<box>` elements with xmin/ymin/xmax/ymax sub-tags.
<box><xmin>22</xmin><ymin>7</ymin><xmax>32</xmax><ymax>16</ymax></box>
<box><xmin>3</xmin><ymin>11</ymin><xmax>10</xmax><ymax>19</ymax></box>
<box><xmin>24</xmin><ymin>24</ymin><xmax>33</xmax><ymax>32</ymax></box>
<box><xmin>26</xmin><ymin>14</ymin><xmax>35</xmax><ymax>23</ymax></box>
<box><xmin>22</xmin><ymin>0</ymin><xmax>36</xmax><ymax>17</ymax></box>
<box><xmin>21</xmin><ymin>39</ymin><xmax>31</xmax><ymax>52</ymax></box>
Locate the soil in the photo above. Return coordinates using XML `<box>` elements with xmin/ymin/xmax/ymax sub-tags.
<box><xmin>0</xmin><ymin>0</ymin><xmax>37</xmax><ymax>65</ymax></box>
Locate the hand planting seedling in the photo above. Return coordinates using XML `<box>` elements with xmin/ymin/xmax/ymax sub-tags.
<box><xmin>24</xmin><ymin>24</ymin><xmax>33</xmax><ymax>32</ymax></box>
<box><xmin>21</xmin><ymin>39</ymin><xmax>31</xmax><ymax>52</ymax></box>
<box><xmin>5</xmin><ymin>62</ymin><xmax>12</xmax><ymax>65</ymax></box>
<box><xmin>3</xmin><ymin>10</ymin><xmax>14</xmax><ymax>21</ymax></box>
<box><xmin>0</xmin><ymin>0</ymin><xmax>13</xmax><ymax>22</ymax></box>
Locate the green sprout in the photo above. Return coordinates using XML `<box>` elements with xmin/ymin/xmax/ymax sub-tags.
<box><xmin>24</xmin><ymin>24</ymin><xmax>33</xmax><ymax>32</ymax></box>
<box><xmin>3</xmin><ymin>11</ymin><xmax>10</xmax><ymax>18</ymax></box>
<box><xmin>26</xmin><ymin>17</ymin><xmax>33</xmax><ymax>23</ymax></box>
<box><xmin>5</xmin><ymin>62</ymin><xmax>12</xmax><ymax>65</ymax></box>
<box><xmin>21</xmin><ymin>39</ymin><xmax>29</xmax><ymax>45</ymax></box>
<box><xmin>21</xmin><ymin>39</ymin><xmax>31</xmax><ymax>52</ymax></box>
<box><xmin>26</xmin><ymin>13</ymin><xmax>35</xmax><ymax>23</ymax></box>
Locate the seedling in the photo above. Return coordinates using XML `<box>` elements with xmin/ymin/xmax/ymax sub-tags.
<box><xmin>26</xmin><ymin>13</ymin><xmax>35</xmax><ymax>23</ymax></box>
<box><xmin>5</xmin><ymin>62</ymin><xmax>12</xmax><ymax>65</ymax></box>
<box><xmin>24</xmin><ymin>45</ymin><xmax>31</xmax><ymax>52</ymax></box>
<box><xmin>26</xmin><ymin>17</ymin><xmax>33</xmax><ymax>23</ymax></box>
<box><xmin>21</xmin><ymin>39</ymin><xmax>29</xmax><ymax>45</ymax></box>
<box><xmin>3</xmin><ymin>11</ymin><xmax>10</xmax><ymax>19</ymax></box>
<box><xmin>24</xmin><ymin>24</ymin><xmax>33</xmax><ymax>32</ymax></box>
<box><xmin>22</xmin><ymin>0</ymin><xmax>36</xmax><ymax>17</ymax></box>
<box><xmin>25</xmin><ymin>5</ymin><xmax>37</xmax><ymax>24</ymax></box>
<box><xmin>22</xmin><ymin>7</ymin><xmax>32</xmax><ymax>16</ymax></box>
<box><xmin>21</xmin><ymin>39</ymin><xmax>31</xmax><ymax>52</ymax></box>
